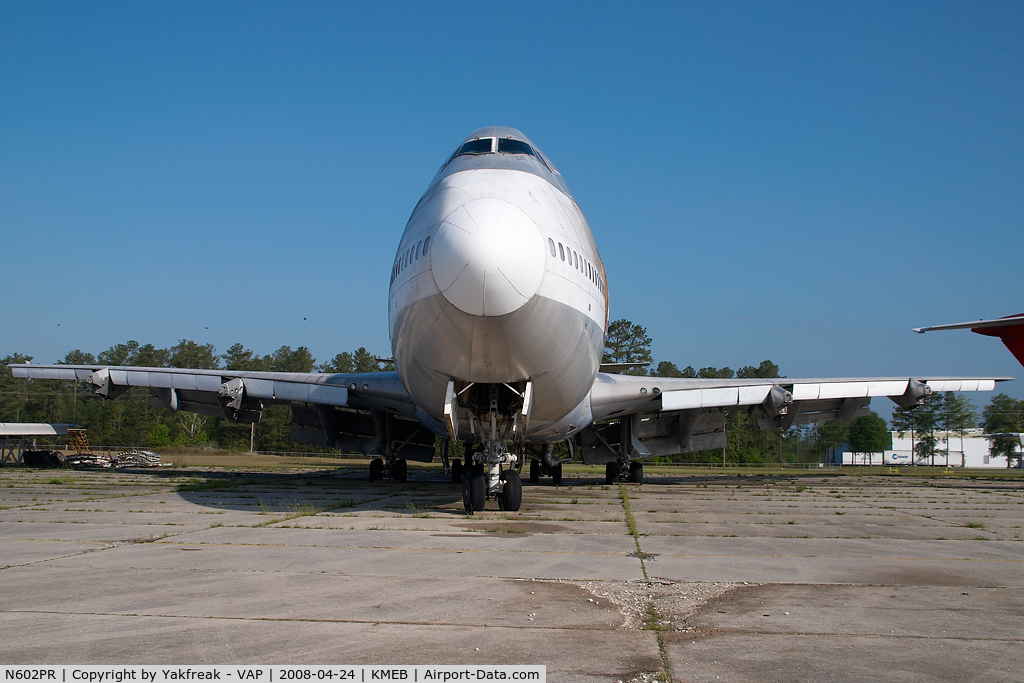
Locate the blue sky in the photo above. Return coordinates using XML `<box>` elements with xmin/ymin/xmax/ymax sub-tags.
<box><xmin>2</xmin><ymin>1</ymin><xmax>1022</xmax><ymax>407</ymax></box>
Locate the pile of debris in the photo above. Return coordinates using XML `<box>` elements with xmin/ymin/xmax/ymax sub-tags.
<box><xmin>110</xmin><ymin>449</ymin><xmax>164</xmax><ymax>468</ymax></box>
<box><xmin>25</xmin><ymin>449</ymin><xmax>166</xmax><ymax>469</ymax></box>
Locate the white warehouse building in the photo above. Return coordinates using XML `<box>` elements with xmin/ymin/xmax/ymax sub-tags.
<box><xmin>829</xmin><ymin>430</ymin><xmax>1023</xmax><ymax>468</ymax></box>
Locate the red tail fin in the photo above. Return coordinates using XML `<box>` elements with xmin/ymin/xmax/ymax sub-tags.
<box><xmin>972</xmin><ymin>313</ymin><xmax>1024</xmax><ymax>367</ymax></box>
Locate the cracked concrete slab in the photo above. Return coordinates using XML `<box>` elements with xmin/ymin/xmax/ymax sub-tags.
<box><xmin>1</xmin><ymin>466</ymin><xmax>1022</xmax><ymax>683</ymax></box>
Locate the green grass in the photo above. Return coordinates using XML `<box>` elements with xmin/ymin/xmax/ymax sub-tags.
<box><xmin>642</xmin><ymin>602</ymin><xmax>673</xmax><ymax>682</ymax></box>
<box><xmin>618</xmin><ymin>484</ymin><xmax>648</xmax><ymax>581</ymax></box>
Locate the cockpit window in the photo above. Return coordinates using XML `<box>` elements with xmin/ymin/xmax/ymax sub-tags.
<box><xmin>497</xmin><ymin>138</ymin><xmax>534</xmax><ymax>156</ymax></box>
<box><xmin>456</xmin><ymin>138</ymin><xmax>494</xmax><ymax>156</ymax></box>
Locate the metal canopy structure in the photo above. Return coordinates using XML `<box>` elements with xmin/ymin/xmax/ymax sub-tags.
<box><xmin>0</xmin><ymin>423</ymin><xmax>80</xmax><ymax>466</ymax></box>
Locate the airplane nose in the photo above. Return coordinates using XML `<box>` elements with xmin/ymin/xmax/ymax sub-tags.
<box><xmin>430</xmin><ymin>198</ymin><xmax>546</xmax><ymax>317</ymax></box>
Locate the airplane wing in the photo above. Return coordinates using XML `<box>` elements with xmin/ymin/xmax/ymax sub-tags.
<box><xmin>8</xmin><ymin>364</ymin><xmax>443</xmax><ymax>460</ymax></box>
<box><xmin>580</xmin><ymin>373</ymin><xmax>1012</xmax><ymax>464</ymax></box>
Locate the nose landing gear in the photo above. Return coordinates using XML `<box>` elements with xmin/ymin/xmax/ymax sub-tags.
<box><xmin>462</xmin><ymin>441</ymin><xmax>521</xmax><ymax>514</ymax></box>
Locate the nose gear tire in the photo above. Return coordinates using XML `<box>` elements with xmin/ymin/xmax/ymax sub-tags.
<box><xmin>499</xmin><ymin>469</ymin><xmax>523</xmax><ymax>512</ymax></box>
<box><xmin>463</xmin><ymin>470</ymin><xmax>486</xmax><ymax>514</ymax></box>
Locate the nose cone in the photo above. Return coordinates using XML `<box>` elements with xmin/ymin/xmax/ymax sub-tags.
<box><xmin>431</xmin><ymin>198</ymin><xmax>545</xmax><ymax>316</ymax></box>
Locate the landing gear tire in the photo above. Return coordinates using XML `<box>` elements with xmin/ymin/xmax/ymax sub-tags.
<box><xmin>499</xmin><ymin>469</ymin><xmax>523</xmax><ymax>512</ymax></box>
<box><xmin>463</xmin><ymin>469</ymin><xmax>486</xmax><ymax>514</ymax></box>
<box><xmin>605</xmin><ymin>461</ymin><xmax>617</xmax><ymax>484</ymax></box>
<box><xmin>369</xmin><ymin>458</ymin><xmax>384</xmax><ymax>481</ymax></box>
<box><xmin>529</xmin><ymin>459</ymin><xmax>540</xmax><ymax>483</ymax></box>
<box><xmin>452</xmin><ymin>458</ymin><xmax>464</xmax><ymax>483</ymax></box>
<box><xmin>551</xmin><ymin>462</ymin><xmax>563</xmax><ymax>486</ymax></box>
<box><xmin>393</xmin><ymin>458</ymin><xmax>408</xmax><ymax>482</ymax></box>
<box><xmin>629</xmin><ymin>461</ymin><xmax>644</xmax><ymax>484</ymax></box>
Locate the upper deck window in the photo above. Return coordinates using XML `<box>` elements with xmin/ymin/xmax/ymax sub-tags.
<box><xmin>497</xmin><ymin>138</ymin><xmax>534</xmax><ymax>156</ymax></box>
<box><xmin>456</xmin><ymin>138</ymin><xmax>494</xmax><ymax>157</ymax></box>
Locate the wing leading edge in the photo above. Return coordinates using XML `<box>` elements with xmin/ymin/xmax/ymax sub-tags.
<box><xmin>578</xmin><ymin>372</ymin><xmax>1012</xmax><ymax>465</ymax></box>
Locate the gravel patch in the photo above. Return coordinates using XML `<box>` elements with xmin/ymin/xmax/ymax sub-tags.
<box><xmin>555</xmin><ymin>579</ymin><xmax>740</xmax><ymax>631</ymax></box>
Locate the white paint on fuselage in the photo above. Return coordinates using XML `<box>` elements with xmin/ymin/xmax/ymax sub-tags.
<box><xmin>388</xmin><ymin>154</ymin><xmax>609</xmax><ymax>441</ymax></box>
<box><xmin>389</xmin><ymin>168</ymin><xmax>607</xmax><ymax>328</ymax></box>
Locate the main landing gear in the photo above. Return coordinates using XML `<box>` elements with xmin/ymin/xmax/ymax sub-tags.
<box><xmin>605</xmin><ymin>460</ymin><xmax>643</xmax><ymax>484</ymax></box>
<box><xmin>368</xmin><ymin>457</ymin><xmax>408</xmax><ymax>482</ymax></box>
<box><xmin>529</xmin><ymin>458</ymin><xmax>562</xmax><ymax>486</ymax></box>
<box><xmin>528</xmin><ymin>441</ymin><xmax>570</xmax><ymax>486</ymax></box>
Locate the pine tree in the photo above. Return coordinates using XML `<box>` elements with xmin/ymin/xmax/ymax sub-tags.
<box><xmin>940</xmin><ymin>392</ymin><xmax>977</xmax><ymax>467</ymax></box>
<box><xmin>602</xmin><ymin>320</ymin><xmax>652</xmax><ymax>375</ymax></box>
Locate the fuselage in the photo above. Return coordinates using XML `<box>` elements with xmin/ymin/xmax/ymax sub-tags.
<box><xmin>388</xmin><ymin>127</ymin><xmax>608</xmax><ymax>441</ymax></box>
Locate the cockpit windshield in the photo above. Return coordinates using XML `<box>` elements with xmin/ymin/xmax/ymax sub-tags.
<box><xmin>456</xmin><ymin>138</ymin><xmax>494</xmax><ymax>156</ymax></box>
<box><xmin>433</xmin><ymin>130</ymin><xmax>569</xmax><ymax>197</ymax></box>
<box><xmin>497</xmin><ymin>138</ymin><xmax>534</xmax><ymax>156</ymax></box>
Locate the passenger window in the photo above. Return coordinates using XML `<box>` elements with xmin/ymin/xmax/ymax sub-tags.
<box><xmin>497</xmin><ymin>138</ymin><xmax>535</xmax><ymax>156</ymax></box>
<box><xmin>574</xmin><ymin>252</ymin><xmax>579</xmax><ymax>269</ymax></box>
<box><xmin>416</xmin><ymin>241</ymin><xmax>422</xmax><ymax>259</ymax></box>
<box><xmin>422</xmin><ymin>236</ymin><xmax>430</xmax><ymax>256</ymax></box>
<box><xmin>548</xmin><ymin>238</ymin><xmax>556</xmax><ymax>257</ymax></box>
<box><xmin>456</xmin><ymin>138</ymin><xmax>494</xmax><ymax>156</ymax></box>
<box><xmin>559</xmin><ymin>243</ymin><xmax>565</xmax><ymax>261</ymax></box>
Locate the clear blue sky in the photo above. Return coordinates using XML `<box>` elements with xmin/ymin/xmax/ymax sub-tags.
<box><xmin>2</xmin><ymin>1</ymin><xmax>1022</xmax><ymax>407</ymax></box>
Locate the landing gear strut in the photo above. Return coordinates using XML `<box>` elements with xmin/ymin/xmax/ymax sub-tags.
<box><xmin>449</xmin><ymin>383</ymin><xmax>533</xmax><ymax>514</ymax></box>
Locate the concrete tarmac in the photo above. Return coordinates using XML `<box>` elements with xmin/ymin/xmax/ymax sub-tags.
<box><xmin>1</xmin><ymin>466</ymin><xmax>1022</xmax><ymax>682</ymax></box>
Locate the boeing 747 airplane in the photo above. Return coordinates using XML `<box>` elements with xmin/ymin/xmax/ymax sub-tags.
<box><xmin>12</xmin><ymin>127</ymin><xmax>1012</xmax><ymax>513</ymax></box>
